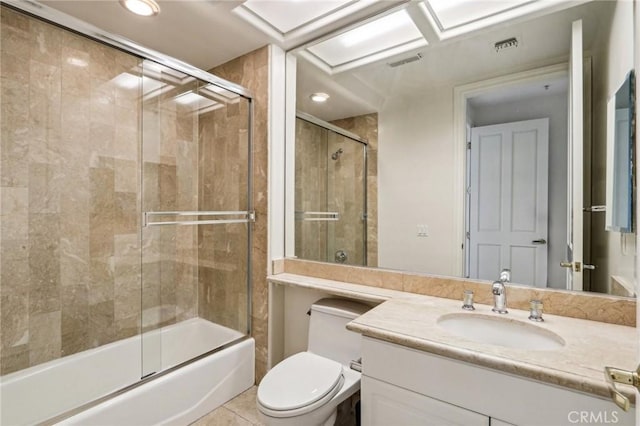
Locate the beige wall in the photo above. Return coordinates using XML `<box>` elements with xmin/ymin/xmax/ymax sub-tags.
<box><xmin>378</xmin><ymin>85</ymin><xmax>458</xmax><ymax>275</ymax></box>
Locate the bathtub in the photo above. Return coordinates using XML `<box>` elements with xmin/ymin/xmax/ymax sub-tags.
<box><xmin>0</xmin><ymin>318</ymin><xmax>255</xmax><ymax>425</ymax></box>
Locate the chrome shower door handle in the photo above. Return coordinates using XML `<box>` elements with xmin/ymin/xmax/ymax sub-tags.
<box><xmin>604</xmin><ymin>365</ymin><xmax>640</xmax><ymax>411</ymax></box>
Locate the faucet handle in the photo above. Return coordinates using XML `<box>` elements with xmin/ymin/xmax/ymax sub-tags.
<box><xmin>462</xmin><ymin>290</ymin><xmax>475</xmax><ymax>310</ymax></box>
<box><xmin>528</xmin><ymin>300</ymin><xmax>544</xmax><ymax>322</ymax></box>
<box><xmin>499</xmin><ymin>268</ymin><xmax>511</xmax><ymax>282</ymax></box>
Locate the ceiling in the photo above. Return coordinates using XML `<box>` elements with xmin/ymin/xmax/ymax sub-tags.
<box><xmin>295</xmin><ymin>0</ymin><xmax>614</xmax><ymax>121</ymax></box>
<box><xmin>33</xmin><ymin>0</ymin><xmax>613</xmax><ymax>123</ymax></box>
<box><xmin>39</xmin><ymin>0</ymin><xmax>402</xmax><ymax>71</ymax></box>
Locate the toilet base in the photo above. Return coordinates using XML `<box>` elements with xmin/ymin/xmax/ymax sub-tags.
<box><xmin>321</xmin><ymin>409</ymin><xmax>337</xmax><ymax>426</ymax></box>
<box><xmin>257</xmin><ymin>368</ymin><xmax>360</xmax><ymax>426</ymax></box>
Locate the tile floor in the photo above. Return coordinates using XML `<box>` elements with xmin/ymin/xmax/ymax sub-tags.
<box><xmin>190</xmin><ymin>386</ymin><xmax>359</xmax><ymax>426</ymax></box>
<box><xmin>191</xmin><ymin>387</ymin><xmax>264</xmax><ymax>426</ymax></box>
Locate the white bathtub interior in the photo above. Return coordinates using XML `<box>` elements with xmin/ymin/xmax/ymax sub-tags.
<box><xmin>0</xmin><ymin>318</ymin><xmax>253</xmax><ymax>425</ymax></box>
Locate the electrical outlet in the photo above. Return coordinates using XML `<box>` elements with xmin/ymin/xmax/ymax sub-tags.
<box><xmin>417</xmin><ymin>225</ymin><xmax>429</xmax><ymax>237</ymax></box>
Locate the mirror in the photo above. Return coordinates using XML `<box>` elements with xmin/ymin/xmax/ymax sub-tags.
<box><xmin>606</xmin><ymin>70</ymin><xmax>635</xmax><ymax>233</ymax></box>
<box><xmin>286</xmin><ymin>0</ymin><xmax>637</xmax><ymax>297</ymax></box>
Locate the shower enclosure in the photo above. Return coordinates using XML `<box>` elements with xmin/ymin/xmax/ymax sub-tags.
<box><xmin>295</xmin><ymin>113</ymin><xmax>367</xmax><ymax>266</ymax></box>
<box><xmin>0</xmin><ymin>4</ymin><xmax>254</xmax><ymax>424</ymax></box>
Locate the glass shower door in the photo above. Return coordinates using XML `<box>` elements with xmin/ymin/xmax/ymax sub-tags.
<box><xmin>326</xmin><ymin>132</ymin><xmax>367</xmax><ymax>266</ymax></box>
<box><xmin>140</xmin><ymin>60</ymin><xmax>252</xmax><ymax>378</ymax></box>
<box><xmin>294</xmin><ymin>117</ymin><xmax>367</xmax><ymax>266</ymax></box>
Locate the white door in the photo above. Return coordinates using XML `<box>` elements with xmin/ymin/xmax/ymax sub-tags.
<box><xmin>565</xmin><ymin>19</ymin><xmax>584</xmax><ymax>291</ymax></box>
<box><xmin>469</xmin><ymin>118</ymin><xmax>549</xmax><ymax>287</ymax></box>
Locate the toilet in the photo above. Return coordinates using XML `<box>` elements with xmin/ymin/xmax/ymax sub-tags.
<box><xmin>256</xmin><ymin>298</ymin><xmax>370</xmax><ymax>426</ymax></box>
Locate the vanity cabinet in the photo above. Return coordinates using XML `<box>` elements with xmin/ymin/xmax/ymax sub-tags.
<box><xmin>363</xmin><ymin>376</ymin><xmax>491</xmax><ymax>425</ymax></box>
<box><xmin>361</xmin><ymin>337</ymin><xmax>634</xmax><ymax>426</ymax></box>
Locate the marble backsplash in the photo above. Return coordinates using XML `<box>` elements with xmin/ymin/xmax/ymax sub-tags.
<box><xmin>278</xmin><ymin>258</ymin><xmax>636</xmax><ymax>327</ymax></box>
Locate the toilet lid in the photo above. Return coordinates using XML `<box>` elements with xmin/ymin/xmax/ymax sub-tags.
<box><xmin>257</xmin><ymin>352</ymin><xmax>343</xmax><ymax>411</ymax></box>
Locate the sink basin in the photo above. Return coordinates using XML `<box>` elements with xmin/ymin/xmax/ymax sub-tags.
<box><xmin>437</xmin><ymin>313</ymin><xmax>565</xmax><ymax>351</ymax></box>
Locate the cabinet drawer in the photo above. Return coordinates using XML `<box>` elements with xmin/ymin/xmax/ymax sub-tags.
<box><xmin>362</xmin><ymin>376</ymin><xmax>490</xmax><ymax>426</ymax></box>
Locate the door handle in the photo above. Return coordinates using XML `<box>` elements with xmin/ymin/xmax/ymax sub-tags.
<box><xmin>532</xmin><ymin>239</ymin><xmax>547</xmax><ymax>244</ymax></box>
<box><xmin>560</xmin><ymin>261</ymin><xmax>582</xmax><ymax>272</ymax></box>
<box><xmin>561</xmin><ymin>261</ymin><xmax>595</xmax><ymax>271</ymax></box>
<box><xmin>604</xmin><ymin>365</ymin><xmax>640</xmax><ymax>411</ymax></box>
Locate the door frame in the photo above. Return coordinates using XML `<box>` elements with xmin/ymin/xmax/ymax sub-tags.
<box><xmin>453</xmin><ymin>63</ymin><xmax>569</xmax><ymax>277</ymax></box>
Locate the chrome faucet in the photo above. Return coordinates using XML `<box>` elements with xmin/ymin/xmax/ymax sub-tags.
<box><xmin>492</xmin><ymin>269</ymin><xmax>510</xmax><ymax>314</ymax></box>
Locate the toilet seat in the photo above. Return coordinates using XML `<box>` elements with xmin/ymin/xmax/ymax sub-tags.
<box><xmin>257</xmin><ymin>352</ymin><xmax>344</xmax><ymax>418</ymax></box>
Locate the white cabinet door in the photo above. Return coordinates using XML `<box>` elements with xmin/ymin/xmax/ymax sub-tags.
<box><xmin>362</xmin><ymin>376</ymin><xmax>489</xmax><ymax>426</ymax></box>
<box><xmin>362</xmin><ymin>337</ymin><xmax>635</xmax><ymax>426</ymax></box>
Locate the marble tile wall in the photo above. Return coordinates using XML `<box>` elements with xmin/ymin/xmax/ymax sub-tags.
<box><xmin>0</xmin><ymin>7</ymin><xmax>143</xmax><ymax>374</ymax></box>
<box><xmin>294</xmin><ymin>119</ymin><xmax>328</xmax><ymax>262</ymax></box>
<box><xmin>209</xmin><ymin>46</ymin><xmax>269</xmax><ymax>381</ymax></box>
<box><xmin>331</xmin><ymin>114</ymin><xmax>378</xmax><ymax>267</ymax></box>
<box><xmin>197</xmin><ymin>99</ymin><xmax>250</xmax><ymax>333</ymax></box>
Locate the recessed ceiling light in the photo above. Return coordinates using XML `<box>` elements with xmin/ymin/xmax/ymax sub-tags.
<box><xmin>119</xmin><ymin>0</ymin><xmax>160</xmax><ymax>17</ymax></box>
<box><xmin>310</xmin><ymin>92</ymin><xmax>330</xmax><ymax>103</ymax></box>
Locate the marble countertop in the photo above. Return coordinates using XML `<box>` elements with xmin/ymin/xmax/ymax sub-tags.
<box><xmin>347</xmin><ymin>295</ymin><xmax>638</xmax><ymax>401</ymax></box>
<box><xmin>268</xmin><ymin>273</ymin><xmax>637</xmax><ymax>402</ymax></box>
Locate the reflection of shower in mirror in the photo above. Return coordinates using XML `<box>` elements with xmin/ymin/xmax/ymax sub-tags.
<box><xmin>331</xmin><ymin>148</ymin><xmax>344</xmax><ymax>160</ymax></box>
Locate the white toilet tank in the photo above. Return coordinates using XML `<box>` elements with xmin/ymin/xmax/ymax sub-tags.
<box><xmin>307</xmin><ymin>298</ymin><xmax>371</xmax><ymax>367</ymax></box>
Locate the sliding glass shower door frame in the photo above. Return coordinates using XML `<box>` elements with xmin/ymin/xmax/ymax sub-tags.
<box><xmin>295</xmin><ymin>111</ymin><xmax>368</xmax><ymax>266</ymax></box>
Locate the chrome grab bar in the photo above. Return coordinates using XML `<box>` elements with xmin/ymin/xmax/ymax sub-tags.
<box><xmin>144</xmin><ymin>210</ymin><xmax>255</xmax><ymax>227</ymax></box>
<box><xmin>295</xmin><ymin>211</ymin><xmax>340</xmax><ymax>222</ymax></box>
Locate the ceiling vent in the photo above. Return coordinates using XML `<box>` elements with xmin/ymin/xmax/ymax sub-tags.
<box><xmin>494</xmin><ymin>37</ymin><xmax>518</xmax><ymax>53</ymax></box>
<box><xmin>388</xmin><ymin>53</ymin><xmax>423</xmax><ymax>68</ymax></box>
